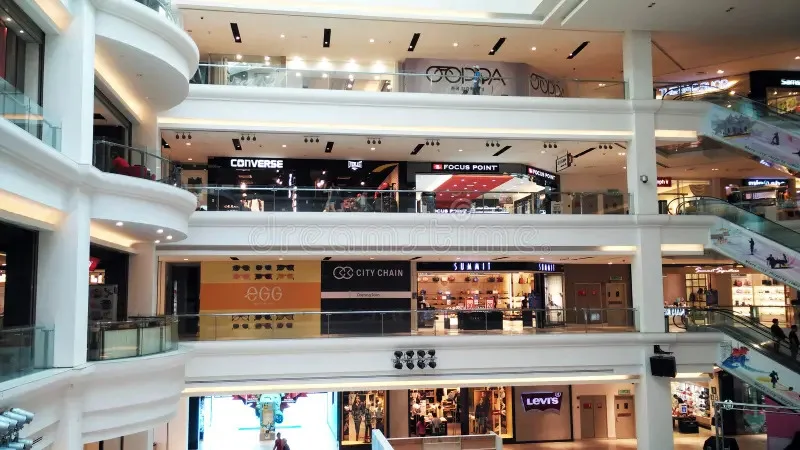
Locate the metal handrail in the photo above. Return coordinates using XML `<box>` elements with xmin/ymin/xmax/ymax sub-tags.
<box><xmin>175</xmin><ymin>307</ymin><xmax>636</xmax><ymax>317</ymax></box>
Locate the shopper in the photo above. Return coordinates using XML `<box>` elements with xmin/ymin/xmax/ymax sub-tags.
<box><xmin>474</xmin><ymin>392</ymin><xmax>490</xmax><ymax>434</ymax></box>
<box><xmin>430</xmin><ymin>412</ymin><xmax>442</xmax><ymax>436</ymax></box>
<box><xmin>749</xmin><ymin>238</ymin><xmax>755</xmax><ymax>255</ymax></box>
<box><xmin>282</xmin><ymin>438</ymin><xmax>290</xmax><ymax>450</ymax></box>
<box><xmin>273</xmin><ymin>433</ymin><xmax>284</xmax><ymax>450</ymax></box>
<box><xmin>772</xmin><ymin>319</ymin><xmax>787</xmax><ymax>352</ymax></box>
<box><xmin>471</xmin><ymin>66</ymin><xmax>482</xmax><ymax>95</ymax></box>
<box><xmin>791</xmin><ymin>325</ymin><xmax>800</xmax><ymax>361</ymax></box>
<box><xmin>416</xmin><ymin>416</ymin><xmax>427</xmax><ymax>436</ymax></box>
<box><xmin>352</xmin><ymin>396</ymin><xmax>365</xmax><ymax>441</ymax></box>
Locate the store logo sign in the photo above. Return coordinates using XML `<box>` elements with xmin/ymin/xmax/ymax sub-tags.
<box><xmin>230</xmin><ymin>158</ymin><xmax>284</xmax><ymax>169</ymax></box>
<box><xmin>332</xmin><ymin>265</ymin><xmax>405</xmax><ymax>280</ymax></box>
<box><xmin>348</xmin><ymin>160</ymin><xmax>363</xmax><ymax>171</ymax></box>
<box><xmin>521</xmin><ymin>392</ymin><xmax>563</xmax><ymax>413</ymax></box>
<box><xmin>452</xmin><ymin>262</ymin><xmax>491</xmax><ymax>271</ymax></box>
<box><xmin>333</xmin><ymin>266</ymin><xmax>355</xmax><ymax>280</ymax></box>
<box><xmin>744</xmin><ymin>178</ymin><xmax>787</xmax><ymax>187</ymax></box>
<box><xmin>781</xmin><ymin>79</ymin><xmax>800</xmax><ymax>86</ymax></box>
<box><xmin>538</xmin><ymin>263</ymin><xmax>556</xmax><ymax>272</ymax></box>
<box><xmin>694</xmin><ymin>266</ymin><xmax>740</xmax><ymax>274</ymax></box>
<box><xmin>657</xmin><ymin>177</ymin><xmax>672</xmax><ymax>187</ymax></box>
<box><xmin>432</xmin><ymin>163</ymin><xmax>499</xmax><ymax>173</ymax></box>
<box><xmin>664</xmin><ymin>307</ymin><xmax>686</xmax><ymax>317</ymax></box>
<box><xmin>527</xmin><ymin>166</ymin><xmax>556</xmax><ymax>181</ymax></box>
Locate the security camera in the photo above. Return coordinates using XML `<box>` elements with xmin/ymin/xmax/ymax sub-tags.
<box><xmin>639</xmin><ymin>175</ymin><xmax>649</xmax><ymax>184</ymax></box>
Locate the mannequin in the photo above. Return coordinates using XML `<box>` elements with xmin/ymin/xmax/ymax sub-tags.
<box><xmin>375</xmin><ymin>398</ymin><xmax>385</xmax><ymax>433</ymax></box>
<box><xmin>351</xmin><ymin>396</ymin><xmax>365</xmax><ymax>441</ymax></box>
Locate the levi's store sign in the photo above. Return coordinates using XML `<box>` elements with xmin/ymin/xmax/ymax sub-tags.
<box><xmin>431</xmin><ymin>163</ymin><xmax>500</xmax><ymax>173</ymax></box>
<box><xmin>229</xmin><ymin>158</ymin><xmax>284</xmax><ymax>169</ymax></box>
<box><xmin>521</xmin><ymin>392</ymin><xmax>563</xmax><ymax>413</ymax></box>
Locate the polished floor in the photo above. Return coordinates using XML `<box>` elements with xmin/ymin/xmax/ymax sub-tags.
<box><xmin>506</xmin><ymin>429</ymin><xmax>767</xmax><ymax>449</ymax></box>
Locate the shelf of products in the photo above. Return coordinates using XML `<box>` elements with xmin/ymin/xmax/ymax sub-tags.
<box><xmin>732</xmin><ymin>274</ymin><xmax>788</xmax><ymax>324</ymax></box>
<box><xmin>417</xmin><ymin>272</ymin><xmax>532</xmax><ymax>310</ymax></box>
<box><xmin>672</xmin><ymin>382</ymin><xmax>711</xmax><ymax>427</ymax></box>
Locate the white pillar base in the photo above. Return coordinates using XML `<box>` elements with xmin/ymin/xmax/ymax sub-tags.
<box><xmin>635</xmin><ymin>372</ymin><xmax>674</xmax><ymax>449</ymax></box>
<box><xmin>167</xmin><ymin>397</ymin><xmax>189</xmax><ymax>450</ymax></box>
<box><xmin>631</xmin><ymin>228</ymin><xmax>665</xmax><ymax>332</ymax></box>
<box><xmin>129</xmin><ymin>243</ymin><xmax>158</xmax><ymax>317</ymax></box>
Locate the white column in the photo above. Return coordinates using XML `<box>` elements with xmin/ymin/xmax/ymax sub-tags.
<box><xmin>129</xmin><ymin>243</ymin><xmax>158</xmax><ymax>316</ymax></box>
<box><xmin>53</xmin><ymin>386</ymin><xmax>83</xmax><ymax>450</ymax></box>
<box><xmin>626</xmin><ymin>111</ymin><xmax>659</xmax><ymax>214</ymax></box>
<box><xmin>154</xmin><ymin>423</ymin><xmax>169</xmax><ymax>450</ymax></box>
<box><xmin>43</xmin><ymin>0</ymin><xmax>96</xmax><ymax>164</ymax></box>
<box><xmin>125</xmin><ymin>430</ymin><xmax>154</xmax><ymax>450</ymax></box>
<box><xmin>631</xmin><ymin>228</ymin><xmax>664</xmax><ymax>333</ymax></box>
<box><xmin>167</xmin><ymin>397</ymin><xmax>189</xmax><ymax>450</ymax></box>
<box><xmin>635</xmin><ymin>370</ymin><xmax>674</xmax><ymax>449</ymax></box>
<box><xmin>623</xmin><ymin>30</ymin><xmax>654</xmax><ymax>101</ymax></box>
<box><xmin>36</xmin><ymin>189</ymin><xmax>91</xmax><ymax>367</ymax></box>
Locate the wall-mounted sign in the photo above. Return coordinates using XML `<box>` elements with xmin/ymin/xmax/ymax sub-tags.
<box><xmin>520</xmin><ymin>392</ymin><xmax>563</xmax><ymax>413</ymax></box>
<box><xmin>743</xmin><ymin>178</ymin><xmax>788</xmax><ymax>187</ymax></box>
<box><xmin>664</xmin><ymin>307</ymin><xmax>686</xmax><ymax>317</ymax></box>
<box><xmin>527</xmin><ymin>166</ymin><xmax>557</xmax><ymax>181</ymax></box>
<box><xmin>694</xmin><ymin>266</ymin><xmax>740</xmax><ymax>274</ymax></box>
<box><xmin>618</xmin><ymin>389</ymin><xmax>631</xmax><ymax>395</ymax></box>
<box><xmin>658</xmin><ymin>79</ymin><xmax>731</xmax><ymax>97</ymax></box>
<box><xmin>417</xmin><ymin>262</ymin><xmax>564</xmax><ymax>273</ymax></box>
<box><xmin>781</xmin><ymin>79</ymin><xmax>800</xmax><ymax>86</ymax></box>
<box><xmin>425</xmin><ymin>66</ymin><xmax>506</xmax><ymax>86</ymax></box>
<box><xmin>321</xmin><ymin>261</ymin><xmax>411</xmax><ymax>294</ymax></box>
<box><xmin>657</xmin><ymin>177</ymin><xmax>673</xmax><ymax>187</ymax></box>
<box><xmin>555</xmin><ymin>154</ymin><xmax>573</xmax><ymax>173</ymax></box>
<box><xmin>431</xmin><ymin>163</ymin><xmax>500</xmax><ymax>173</ymax></box>
<box><xmin>229</xmin><ymin>158</ymin><xmax>284</xmax><ymax>169</ymax></box>
<box><xmin>347</xmin><ymin>161</ymin><xmax>363</xmax><ymax>171</ymax></box>
<box><xmin>609</xmin><ymin>275</ymin><xmax>624</xmax><ymax>281</ymax></box>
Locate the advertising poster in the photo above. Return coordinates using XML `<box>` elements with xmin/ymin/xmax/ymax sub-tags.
<box><xmin>709</xmin><ymin>220</ymin><xmax>800</xmax><ymax>290</ymax></box>
<box><xmin>705</xmin><ymin>106</ymin><xmax>800</xmax><ymax>172</ymax></box>
<box><xmin>199</xmin><ymin>261</ymin><xmax>321</xmax><ymax>339</ymax></box>
<box><xmin>720</xmin><ymin>340</ymin><xmax>800</xmax><ymax>408</ymax></box>
<box><xmin>88</xmin><ymin>284</ymin><xmax>118</xmax><ymax>321</ymax></box>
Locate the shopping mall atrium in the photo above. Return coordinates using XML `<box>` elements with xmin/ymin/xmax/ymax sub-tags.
<box><xmin>3</xmin><ymin>0</ymin><xmax>800</xmax><ymax>449</ymax></box>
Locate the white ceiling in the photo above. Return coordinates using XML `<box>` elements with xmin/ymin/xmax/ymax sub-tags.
<box><xmin>161</xmin><ymin>130</ymin><xmax>787</xmax><ymax>179</ymax></box>
<box><xmin>177</xmin><ymin>7</ymin><xmax>800</xmax><ymax>81</ymax></box>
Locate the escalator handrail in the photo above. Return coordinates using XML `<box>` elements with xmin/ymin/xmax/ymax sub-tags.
<box><xmin>672</xmin><ymin>92</ymin><xmax>800</xmax><ymax>125</ymax></box>
<box><xmin>688</xmin><ymin>308</ymin><xmax>800</xmax><ymax>368</ymax></box>
<box><xmin>675</xmin><ymin>196</ymin><xmax>800</xmax><ymax>253</ymax></box>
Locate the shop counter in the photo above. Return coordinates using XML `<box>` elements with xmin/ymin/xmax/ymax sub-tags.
<box><xmin>458</xmin><ymin>310</ymin><xmax>504</xmax><ymax>331</ymax></box>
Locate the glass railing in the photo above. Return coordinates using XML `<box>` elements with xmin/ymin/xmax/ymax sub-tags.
<box><xmin>94</xmin><ymin>140</ymin><xmax>179</xmax><ymax>184</ymax></box>
<box><xmin>190</xmin><ymin>63</ymin><xmax>626</xmax><ymax>99</ymax></box>
<box><xmin>187</xmin><ymin>187</ymin><xmax>632</xmax><ymax>214</ymax></box>
<box><xmin>133</xmin><ymin>0</ymin><xmax>180</xmax><ymax>25</ymax></box>
<box><xmin>676</xmin><ymin>196</ymin><xmax>800</xmax><ymax>253</ymax></box>
<box><xmin>87</xmin><ymin>316</ymin><xmax>178</xmax><ymax>361</ymax></box>
<box><xmin>0</xmin><ymin>77</ymin><xmax>61</xmax><ymax>150</ymax></box>
<box><xmin>175</xmin><ymin>308</ymin><xmax>637</xmax><ymax>341</ymax></box>
<box><xmin>0</xmin><ymin>326</ymin><xmax>54</xmax><ymax>383</ymax></box>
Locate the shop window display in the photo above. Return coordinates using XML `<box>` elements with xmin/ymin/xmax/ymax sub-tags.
<box><xmin>468</xmin><ymin>387</ymin><xmax>513</xmax><ymax>438</ymax></box>
<box><xmin>409</xmin><ymin>388</ymin><xmax>461</xmax><ymax>436</ymax></box>
<box><xmin>341</xmin><ymin>391</ymin><xmax>386</xmax><ymax>445</ymax></box>
<box><xmin>732</xmin><ymin>274</ymin><xmax>789</xmax><ymax>324</ymax></box>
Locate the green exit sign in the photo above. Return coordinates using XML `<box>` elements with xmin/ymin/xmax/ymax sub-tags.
<box><xmin>618</xmin><ymin>389</ymin><xmax>631</xmax><ymax>395</ymax></box>
<box><xmin>610</xmin><ymin>276</ymin><xmax>624</xmax><ymax>281</ymax></box>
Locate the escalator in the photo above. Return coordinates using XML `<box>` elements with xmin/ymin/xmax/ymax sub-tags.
<box><xmin>686</xmin><ymin>308</ymin><xmax>800</xmax><ymax>407</ymax></box>
<box><xmin>677</xmin><ymin>196</ymin><xmax>800</xmax><ymax>290</ymax></box>
<box><xmin>674</xmin><ymin>94</ymin><xmax>800</xmax><ymax>172</ymax></box>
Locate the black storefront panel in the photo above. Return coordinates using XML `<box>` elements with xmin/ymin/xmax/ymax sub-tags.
<box><xmin>417</xmin><ymin>262</ymin><xmax>564</xmax><ymax>273</ymax></box>
<box><xmin>321</xmin><ymin>261</ymin><xmax>412</xmax><ymax>334</ymax></box>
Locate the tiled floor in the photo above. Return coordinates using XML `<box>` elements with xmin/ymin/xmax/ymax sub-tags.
<box><xmin>505</xmin><ymin>429</ymin><xmax>767</xmax><ymax>450</ymax></box>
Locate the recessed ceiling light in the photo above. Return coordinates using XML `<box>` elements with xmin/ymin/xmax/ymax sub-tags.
<box><xmin>453</xmin><ymin>42</ymin><xmax>458</xmax><ymax>47</ymax></box>
<box><xmin>295</xmin><ymin>72</ymin><xmax>301</xmax><ymax>77</ymax></box>
<box><xmin>608</xmin><ymin>262</ymin><xmax>613</xmax><ymax>265</ymax></box>
<box><xmin>279</xmin><ymin>257</ymin><xmax>284</xmax><ymax>261</ymax></box>
<box><xmin>115</xmin><ymin>221</ymin><xmax>123</xmax><ymax>227</ymax></box>
<box><xmin>541</xmin><ymin>150</ymin><xmax>546</xmax><ymax>154</ymax></box>
<box><xmin>796</xmin><ymin>56</ymin><xmax>800</xmax><ymax>60</ymax></box>
<box><xmin>166</xmin><ymin>235</ymin><xmax>173</xmax><ymax>240</ymax></box>
<box><xmin>282</xmin><ymin>144</ymin><xmax>287</xmax><ymax>148</ymax></box>
<box><xmin>370</xmin><ymin>147</ymin><xmax>375</xmax><ymax>151</ymax></box>
<box><xmin>5</xmin><ymin>17</ymin><xmax>12</xmax><ymax>22</ymax></box>
<box><xmin>598</xmin><ymin>83</ymin><xmax>606</xmax><ymax>87</ymax></box>
<box><xmin>531</xmin><ymin>46</ymin><xmax>537</xmax><ymax>51</ymax></box>
<box><xmin>265</xmin><ymin>56</ymin><xmax>271</xmax><ymax>61</ymax></box>
<box><xmin>280</xmin><ymin>34</ymin><xmax>285</xmax><ymax>39</ymax></box>
<box><xmin>322</xmin><ymin>73</ymin><xmax>328</xmax><ymax>78</ymax></box>
<box><xmin>155</xmin><ymin>240</ymin><xmax>161</xmax><ymax>244</ymax></box>
<box><xmin>188</xmin><ymin>158</ymin><xmax>193</xmax><ymax>161</ymax></box>
<box><xmin>157</xmin><ymin>229</ymin><xmax>164</xmax><ymax>234</ymax></box>
<box><xmin>717</xmin><ymin>69</ymin><xmax>724</xmax><ymax>74</ymax></box>
<box><xmin>186</xmin><ymin>142</ymin><xmax>191</xmax><ymax>146</ymax></box>
<box><xmin>373</xmin><ymin>75</ymin><xmax>380</xmax><ymax>80</ymax></box>
<box><xmin>711</xmin><ymin>168</ymin><xmax>719</xmax><ymax>171</ymax></box>
<box><xmin>183</xmin><ymin>258</ymin><xmax>189</xmax><ymax>261</ymax></box>
<box><xmin>540</xmin><ymin>257</ymin><xmax>544</xmax><ymax>260</ymax></box>
<box><xmin>458</xmin><ymin>149</ymin><xmax>463</xmax><ymax>152</ymax></box>
<box><xmin>369</xmin><ymin>257</ymin><xmax>375</xmax><ymax>260</ymax></box>
<box><xmin>369</xmin><ymin>38</ymin><xmax>375</xmax><ymax>43</ymax></box>
<box><xmin>235</xmin><ymin>54</ymin><xmax>242</xmax><ymax>60</ymax></box>
<box><xmin>19</xmin><ymin>30</ymin><xmax>23</xmax><ymax>34</ymax></box>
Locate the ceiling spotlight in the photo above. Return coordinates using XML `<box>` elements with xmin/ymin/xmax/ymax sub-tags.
<box><xmin>188</xmin><ymin>133</ymin><xmax>192</xmax><ymax>139</ymax></box>
<box><xmin>428</xmin><ymin>360</ymin><xmax>437</xmax><ymax>369</ymax></box>
<box><xmin>241</xmin><ymin>134</ymin><xmax>245</xmax><ymax>140</ymax></box>
<box><xmin>378</xmin><ymin>139</ymin><xmax>381</xmax><ymax>144</ymax></box>
<box><xmin>428</xmin><ymin>349</ymin><xmax>435</xmax><ymax>356</ymax></box>
<box><xmin>486</xmin><ymin>141</ymin><xmax>490</xmax><ymax>147</ymax></box>
<box><xmin>154</xmin><ymin>240</ymin><xmax>160</xmax><ymax>244</ymax></box>
<box><xmin>436</xmin><ymin>140</ymin><xmax>440</xmax><ymax>146</ymax></box>
<box><xmin>246</xmin><ymin>135</ymin><xmax>251</xmax><ymax>141</ymax></box>
<box><xmin>425</xmin><ymin>140</ymin><xmax>429</xmax><ymax>146</ymax></box>
<box><xmin>182</xmin><ymin>133</ymin><xmax>186</xmax><ymax>139</ymax></box>
<box><xmin>405</xmin><ymin>350</ymin><xmax>415</xmax><ymax>358</ymax></box>
<box><xmin>394</xmin><ymin>362</ymin><xmax>403</xmax><ymax>370</ymax></box>
<box><xmin>115</xmin><ymin>221</ymin><xmax>123</xmax><ymax>227</ymax></box>
<box><xmin>252</xmin><ymin>135</ymin><xmax>256</xmax><ymax>141</ymax></box>
<box><xmin>316</xmin><ymin>137</ymin><xmax>319</xmax><ymax>143</ymax></box>
<box><xmin>417</xmin><ymin>350</ymin><xmax>426</xmax><ymax>358</ymax></box>
<box><xmin>406</xmin><ymin>361</ymin><xmax>414</xmax><ymax>370</ymax></box>
<box><xmin>305</xmin><ymin>137</ymin><xmax>309</xmax><ymax>143</ymax></box>
<box><xmin>175</xmin><ymin>133</ymin><xmax>179</xmax><ymax>139</ymax></box>
<box><xmin>417</xmin><ymin>360</ymin><xmax>426</xmax><ymax>369</ymax></box>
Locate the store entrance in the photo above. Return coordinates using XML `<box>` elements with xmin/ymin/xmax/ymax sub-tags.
<box><xmin>200</xmin><ymin>393</ymin><xmax>337</xmax><ymax>450</ymax></box>
<box><xmin>409</xmin><ymin>388</ymin><xmax>462</xmax><ymax>436</ymax></box>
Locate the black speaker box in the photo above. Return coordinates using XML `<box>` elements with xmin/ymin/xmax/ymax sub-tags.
<box><xmin>650</xmin><ymin>355</ymin><xmax>677</xmax><ymax>377</ymax></box>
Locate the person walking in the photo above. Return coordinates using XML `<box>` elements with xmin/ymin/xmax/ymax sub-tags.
<box><xmin>416</xmin><ymin>416</ymin><xmax>427</xmax><ymax>437</ymax></box>
<box><xmin>273</xmin><ymin>433</ymin><xmax>284</xmax><ymax>450</ymax></box>
<box><xmin>281</xmin><ymin>438</ymin><xmax>290</xmax><ymax>450</ymax></box>
<box><xmin>471</xmin><ymin>66</ymin><xmax>482</xmax><ymax>95</ymax></box>
<box><xmin>749</xmin><ymin>238</ymin><xmax>755</xmax><ymax>255</ymax></box>
<box><xmin>772</xmin><ymin>319</ymin><xmax>787</xmax><ymax>352</ymax></box>
<box><xmin>790</xmin><ymin>325</ymin><xmax>800</xmax><ymax>361</ymax></box>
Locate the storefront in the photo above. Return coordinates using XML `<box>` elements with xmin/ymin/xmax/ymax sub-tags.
<box><xmin>415</xmin><ymin>262</ymin><xmax>565</xmax><ymax>330</ymax></box>
<box><xmin>406</xmin><ymin>162</ymin><xmax>559</xmax><ymax>214</ymax></box>
<box><xmin>341</xmin><ymin>390</ymin><xmax>388</xmax><ymax>446</ymax></box>
<box><xmin>0</xmin><ymin>219</ymin><xmax>39</xmax><ymax>328</ymax></box>
<box><xmin>663</xmin><ymin>265</ymin><xmax>792</xmax><ymax>325</ymax></box>
<box><xmin>408</xmin><ymin>388</ymin><xmax>462</xmax><ymax>436</ymax></box>
<box><xmin>656</xmin><ymin>178</ymin><xmax>713</xmax><ymax>214</ymax></box>
<box><xmin>749</xmin><ymin>71</ymin><xmax>800</xmax><ymax>113</ymax></box>
<box><xmin>672</xmin><ymin>380</ymin><xmax>713</xmax><ymax>432</ymax></box>
<box><xmin>206</xmin><ymin>157</ymin><xmax>404</xmax><ymax>212</ymax></box>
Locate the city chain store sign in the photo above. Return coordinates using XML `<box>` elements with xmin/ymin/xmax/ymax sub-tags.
<box><xmin>520</xmin><ymin>392</ymin><xmax>563</xmax><ymax>413</ymax></box>
<box><xmin>321</xmin><ymin>261</ymin><xmax>412</xmax><ymax>296</ymax></box>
